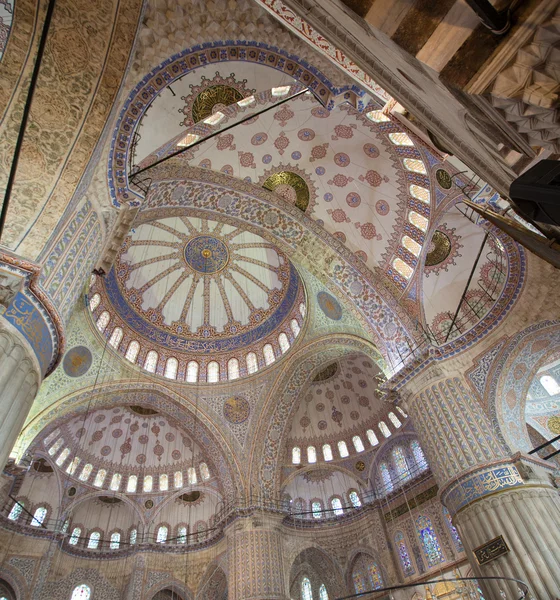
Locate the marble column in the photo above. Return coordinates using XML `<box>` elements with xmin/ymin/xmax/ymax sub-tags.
<box><xmin>0</xmin><ymin>317</ymin><xmax>40</xmax><ymax>470</ymax></box>
<box><xmin>399</xmin><ymin>369</ymin><xmax>560</xmax><ymax>600</ymax></box>
<box><xmin>226</xmin><ymin>511</ymin><xmax>289</xmax><ymax>600</ymax></box>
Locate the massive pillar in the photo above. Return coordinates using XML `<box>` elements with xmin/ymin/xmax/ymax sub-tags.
<box><xmin>399</xmin><ymin>368</ymin><xmax>560</xmax><ymax>599</ymax></box>
<box><xmin>0</xmin><ymin>317</ymin><xmax>40</xmax><ymax>470</ymax></box>
<box><xmin>226</xmin><ymin>512</ymin><xmax>289</xmax><ymax>600</ymax></box>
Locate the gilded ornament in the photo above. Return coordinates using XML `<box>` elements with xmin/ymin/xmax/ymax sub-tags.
<box><xmin>262</xmin><ymin>171</ymin><xmax>311</xmax><ymax>212</ymax></box>
<box><xmin>355</xmin><ymin>460</ymin><xmax>366</xmax><ymax>472</ymax></box>
<box><xmin>223</xmin><ymin>396</ymin><xmax>250</xmax><ymax>424</ymax></box>
<box><xmin>191</xmin><ymin>85</ymin><xmax>244</xmax><ymax>123</ymax></box>
<box><xmin>425</xmin><ymin>230</ymin><xmax>452</xmax><ymax>267</ymax></box>
<box><xmin>144</xmin><ymin>499</ymin><xmax>154</xmax><ymax>509</ymax></box>
<box><xmin>313</xmin><ymin>362</ymin><xmax>339</xmax><ymax>382</ymax></box>
<box><xmin>548</xmin><ymin>416</ymin><xmax>560</xmax><ymax>434</ymax></box>
<box><xmin>435</xmin><ymin>169</ymin><xmax>453</xmax><ymax>189</ymax></box>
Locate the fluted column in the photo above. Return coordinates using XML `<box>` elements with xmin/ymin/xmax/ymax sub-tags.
<box><xmin>399</xmin><ymin>368</ymin><xmax>560</xmax><ymax>599</ymax></box>
<box><xmin>226</xmin><ymin>512</ymin><xmax>288</xmax><ymax>600</ymax></box>
<box><xmin>0</xmin><ymin>317</ymin><xmax>41</xmax><ymax>470</ymax></box>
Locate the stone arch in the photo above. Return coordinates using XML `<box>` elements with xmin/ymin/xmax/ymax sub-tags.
<box><xmin>346</xmin><ymin>550</ymin><xmax>388</xmax><ymax>595</ymax></box>
<box><xmin>17</xmin><ymin>381</ymin><xmax>245</xmax><ymax>501</ymax></box>
<box><xmin>0</xmin><ymin>571</ymin><xmax>24</xmax><ymax>600</ymax></box>
<box><xmin>290</xmin><ymin>546</ymin><xmax>346</xmax><ymax>600</ymax></box>
<box><xmin>196</xmin><ymin>557</ymin><xmax>228</xmax><ymax>600</ymax></box>
<box><xmin>485</xmin><ymin>320</ymin><xmax>560</xmax><ymax>451</ymax></box>
<box><xmin>145</xmin><ymin>580</ymin><xmax>194</xmax><ymax>600</ymax></box>
<box><xmin>247</xmin><ymin>333</ymin><xmax>385</xmax><ymax>498</ymax></box>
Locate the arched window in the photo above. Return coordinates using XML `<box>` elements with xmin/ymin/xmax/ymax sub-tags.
<box><xmin>402</xmin><ymin>235</ymin><xmax>422</xmax><ymax>257</ymax></box>
<box><xmin>207</xmin><ymin>361</ymin><xmax>219</xmax><ymax>382</ymax></box>
<box><xmin>416</xmin><ymin>516</ymin><xmax>444</xmax><ymax>567</ymax></box>
<box><xmin>157</xmin><ymin>525</ymin><xmax>168</xmax><ymax>543</ymax></box>
<box><xmin>110</xmin><ymin>531</ymin><xmax>120</xmax><ymax>549</ymax></box>
<box><xmin>392</xmin><ymin>447</ymin><xmax>410</xmax><ymax>480</ymax></box>
<box><xmin>186</xmin><ymin>360</ymin><xmax>199</xmax><ymax>382</ymax></box>
<box><xmin>196</xmin><ymin>521</ymin><xmax>206</xmax><ymax>542</ymax></box>
<box><xmin>409</xmin><ymin>184</ymin><xmax>430</xmax><ymax>203</ymax></box>
<box><xmin>379</xmin><ymin>421</ymin><xmax>391</xmax><ymax>438</ymax></box>
<box><xmin>368</xmin><ymin>562</ymin><xmax>384</xmax><ymax>590</ymax></box>
<box><xmin>228</xmin><ymin>358</ymin><xmax>240</xmax><ymax>380</ymax></box>
<box><xmin>380</xmin><ymin>462</ymin><xmax>393</xmax><ymax>492</ymax></box>
<box><xmin>349</xmin><ymin>491</ymin><xmax>362</xmax><ymax>508</ymax></box>
<box><xmin>323</xmin><ymin>444</ymin><xmax>333</xmax><ymax>461</ymax></box>
<box><xmin>89</xmin><ymin>294</ymin><xmax>100</xmax><ymax>311</ymax></box>
<box><xmin>292</xmin><ymin>447</ymin><xmax>301</xmax><ymax>464</ymax></box>
<box><xmin>331</xmin><ymin>497</ymin><xmax>343</xmax><ymax>516</ymax></box>
<box><xmin>246</xmin><ymin>352</ymin><xmax>258</xmax><ymax>374</ymax></box>
<box><xmin>408</xmin><ymin>211</ymin><xmax>428</xmax><ymax>232</ymax></box>
<box><xmin>159</xmin><ymin>474</ymin><xmax>168</xmax><ymax>491</ymax></box>
<box><xmin>396</xmin><ymin>405</ymin><xmax>408</xmax><ymax>418</ymax></box>
<box><xmin>540</xmin><ymin>375</ymin><xmax>560</xmax><ymax>395</ymax></box>
<box><xmin>79</xmin><ymin>463</ymin><xmax>93</xmax><ymax>482</ymax></box>
<box><xmin>96</xmin><ymin>311</ymin><xmax>110</xmax><ymax>333</ymax></box>
<box><xmin>319</xmin><ymin>584</ymin><xmax>329</xmax><ymax>600</ymax></box>
<box><xmin>389</xmin><ymin>132</ymin><xmax>414</xmax><ymax>146</ymax></box>
<box><xmin>443</xmin><ymin>506</ymin><xmax>463</xmax><ymax>552</ymax></box>
<box><xmin>278</xmin><ymin>333</ymin><xmax>290</xmax><ymax>354</ymax></box>
<box><xmin>144</xmin><ymin>350</ymin><xmax>158</xmax><ymax>373</ymax></box>
<box><xmin>71</xmin><ymin>584</ymin><xmax>91</xmax><ymax>600</ymax></box>
<box><xmin>8</xmin><ymin>501</ymin><xmax>23</xmax><ymax>521</ymax></box>
<box><xmin>403</xmin><ymin>158</ymin><xmax>427</xmax><ymax>174</ymax></box>
<box><xmin>48</xmin><ymin>437</ymin><xmax>63</xmax><ymax>456</ymax></box>
<box><xmin>291</xmin><ymin>318</ymin><xmax>301</xmax><ymax>337</ymax></box>
<box><xmin>177</xmin><ymin>526</ymin><xmax>187</xmax><ymax>543</ymax></box>
<box><xmin>411</xmin><ymin>440</ymin><xmax>428</xmax><ymax>471</ymax></box>
<box><xmin>174</xmin><ymin>471</ymin><xmax>183</xmax><ymax>488</ymax></box>
<box><xmin>366</xmin><ymin>110</ymin><xmax>390</xmax><ymax>122</ymax></box>
<box><xmin>109</xmin><ymin>327</ymin><xmax>123</xmax><ymax>349</ymax></box>
<box><xmin>263</xmin><ymin>343</ymin><xmax>275</xmax><ymax>366</ymax></box>
<box><xmin>366</xmin><ymin>429</ymin><xmax>379</xmax><ymax>446</ymax></box>
<box><xmin>44</xmin><ymin>428</ymin><xmax>61</xmax><ymax>446</ymax></box>
<box><xmin>307</xmin><ymin>446</ymin><xmax>317</xmax><ymax>463</ymax></box>
<box><xmin>69</xmin><ymin>527</ymin><xmax>81</xmax><ymax>545</ymax></box>
<box><xmin>395</xmin><ymin>531</ymin><xmax>415</xmax><ymax>577</ymax></box>
<box><xmin>200</xmin><ymin>462</ymin><xmax>210</xmax><ymax>480</ymax></box>
<box><xmin>301</xmin><ymin>576</ymin><xmax>313</xmax><ymax>600</ymax></box>
<box><xmin>353</xmin><ymin>435</ymin><xmax>365</xmax><ymax>452</ymax></box>
<box><xmin>129</xmin><ymin>528</ymin><xmax>137</xmax><ymax>545</ymax></box>
<box><xmin>56</xmin><ymin>447</ymin><xmax>70</xmax><ymax>466</ymax></box>
<box><xmin>125</xmin><ymin>340</ymin><xmax>140</xmax><ymax>363</ymax></box>
<box><xmin>188</xmin><ymin>467</ymin><xmax>197</xmax><ymax>485</ymax></box>
<box><xmin>93</xmin><ymin>469</ymin><xmax>106</xmax><ymax>487</ymax></box>
<box><xmin>338</xmin><ymin>440</ymin><xmax>349</xmax><ymax>458</ymax></box>
<box><xmin>87</xmin><ymin>531</ymin><xmax>101</xmax><ymax>549</ymax></box>
<box><xmin>31</xmin><ymin>506</ymin><xmax>47</xmax><ymax>527</ymax></box>
<box><xmin>312</xmin><ymin>501</ymin><xmax>322</xmax><ymax>519</ymax></box>
<box><xmin>127</xmin><ymin>475</ymin><xmax>137</xmax><ymax>493</ymax></box>
<box><xmin>388</xmin><ymin>412</ymin><xmax>402</xmax><ymax>428</ymax></box>
<box><xmin>164</xmin><ymin>357</ymin><xmax>178</xmax><ymax>379</ymax></box>
<box><xmin>393</xmin><ymin>258</ymin><xmax>413</xmax><ymax>279</ymax></box>
<box><xmin>293</xmin><ymin>498</ymin><xmax>305</xmax><ymax>516</ymax></box>
<box><xmin>299</xmin><ymin>303</ymin><xmax>306</xmax><ymax>318</ymax></box>
<box><xmin>143</xmin><ymin>475</ymin><xmax>153</xmax><ymax>492</ymax></box>
<box><xmin>66</xmin><ymin>457</ymin><xmax>81</xmax><ymax>475</ymax></box>
<box><xmin>109</xmin><ymin>473</ymin><xmax>121</xmax><ymax>491</ymax></box>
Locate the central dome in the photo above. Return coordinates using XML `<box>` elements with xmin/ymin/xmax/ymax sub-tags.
<box><xmin>90</xmin><ymin>215</ymin><xmax>306</xmax><ymax>382</ymax></box>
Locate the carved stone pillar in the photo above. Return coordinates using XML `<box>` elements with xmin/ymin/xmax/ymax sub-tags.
<box><xmin>226</xmin><ymin>512</ymin><xmax>288</xmax><ymax>600</ymax></box>
<box><xmin>0</xmin><ymin>317</ymin><xmax>40</xmax><ymax>470</ymax></box>
<box><xmin>400</xmin><ymin>369</ymin><xmax>560</xmax><ymax>599</ymax></box>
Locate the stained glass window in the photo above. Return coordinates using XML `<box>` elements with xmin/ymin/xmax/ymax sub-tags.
<box><xmin>380</xmin><ymin>462</ymin><xmax>393</xmax><ymax>492</ymax></box>
<box><xmin>129</xmin><ymin>528</ymin><xmax>137</xmax><ymax>545</ymax></box>
<box><xmin>93</xmin><ymin>469</ymin><xmax>106</xmax><ymax>487</ymax></box>
<box><xmin>408</xmin><ymin>211</ymin><xmax>428</xmax><ymax>232</ymax></box>
<box><xmin>411</xmin><ymin>440</ymin><xmax>428</xmax><ymax>471</ymax></box>
<box><xmin>66</xmin><ymin>456</ymin><xmax>81</xmax><ymax>475</ymax></box>
<box><xmin>56</xmin><ymin>448</ymin><xmax>70</xmax><ymax>466</ymax></box>
<box><xmin>164</xmin><ymin>357</ymin><xmax>178</xmax><ymax>379</ymax></box>
<box><xmin>402</xmin><ymin>235</ymin><xmax>422</xmax><ymax>257</ymax></box>
<box><xmin>109</xmin><ymin>327</ymin><xmax>123</xmax><ymax>349</ymax></box>
<box><xmin>186</xmin><ymin>360</ymin><xmax>199</xmax><ymax>382</ymax></box>
<box><xmin>69</xmin><ymin>527</ymin><xmax>81</xmax><ymax>545</ymax></box>
<box><xmin>263</xmin><ymin>344</ymin><xmax>276</xmax><ymax>366</ymax></box>
<box><xmin>395</xmin><ymin>531</ymin><xmax>415</xmax><ymax>577</ymax></box>
<box><xmin>144</xmin><ymin>350</ymin><xmax>158</xmax><ymax>373</ymax></box>
<box><xmin>389</xmin><ymin>412</ymin><xmax>402</xmax><ymax>428</ymax></box>
<box><xmin>174</xmin><ymin>471</ymin><xmax>183</xmax><ymax>488</ymax></box>
<box><xmin>89</xmin><ymin>294</ymin><xmax>100</xmax><ymax>311</ymax></box>
<box><xmin>389</xmin><ymin>132</ymin><xmax>414</xmax><ymax>146</ymax></box>
<box><xmin>71</xmin><ymin>584</ymin><xmax>91</xmax><ymax>600</ymax></box>
<box><xmin>349</xmin><ymin>491</ymin><xmax>362</xmax><ymax>508</ymax></box>
<box><xmin>44</xmin><ymin>429</ymin><xmax>60</xmax><ymax>447</ymax></box>
<box><xmin>392</xmin><ymin>447</ymin><xmax>410</xmax><ymax>480</ymax></box>
<box><xmin>109</xmin><ymin>473</ymin><xmax>122</xmax><ymax>491</ymax></box>
<box><xmin>443</xmin><ymin>507</ymin><xmax>463</xmax><ymax>552</ymax></box>
<box><xmin>319</xmin><ymin>584</ymin><xmax>329</xmax><ymax>600</ymax></box>
<box><xmin>97</xmin><ymin>311</ymin><xmax>110</xmax><ymax>333</ymax></box>
<box><xmin>540</xmin><ymin>375</ymin><xmax>560</xmax><ymax>395</ymax></box>
<box><xmin>409</xmin><ymin>184</ymin><xmax>430</xmax><ymax>204</ymax></box>
<box><xmin>312</xmin><ymin>501</ymin><xmax>322</xmax><ymax>519</ymax></box>
<box><xmin>79</xmin><ymin>464</ymin><xmax>93</xmax><ymax>482</ymax></box>
<box><xmin>143</xmin><ymin>475</ymin><xmax>153</xmax><ymax>492</ymax></box>
<box><xmin>279</xmin><ymin>333</ymin><xmax>290</xmax><ymax>354</ymax></box>
<box><xmin>291</xmin><ymin>319</ymin><xmax>301</xmax><ymax>337</ymax></box>
<box><xmin>48</xmin><ymin>437</ymin><xmax>63</xmax><ymax>456</ymax></box>
<box><xmin>157</xmin><ymin>525</ymin><xmax>168</xmax><ymax>543</ymax></box>
<box><xmin>8</xmin><ymin>501</ymin><xmax>23</xmax><ymax>521</ymax></box>
<box><xmin>228</xmin><ymin>358</ymin><xmax>240</xmax><ymax>380</ymax></box>
<box><xmin>353</xmin><ymin>570</ymin><xmax>368</xmax><ymax>594</ymax></box>
<box><xmin>301</xmin><ymin>577</ymin><xmax>313</xmax><ymax>600</ymax></box>
<box><xmin>200</xmin><ymin>462</ymin><xmax>210</xmax><ymax>480</ymax></box>
<box><xmin>110</xmin><ymin>531</ymin><xmax>120</xmax><ymax>549</ymax></box>
<box><xmin>62</xmin><ymin>519</ymin><xmax>69</xmax><ymax>533</ymax></box>
<box><xmin>207</xmin><ymin>361</ymin><xmax>219</xmax><ymax>382</ymax></box>
<box><xmin>178</xmin><ymin>526</ymin><xmax>187</xmax><ymax>543</ymax></box>
<box><xmin>379</xmin><ymin>421</ymin><xmax>391</xmax><ymax>438</ymax></box>
<box><xmin>416</xmin><ymin>516</ymin><xmax>444</xmax><ymax>567</ymax></box>
<box><xmin>338</xmin><ymin>440</ymin><xmax>349</xmax><ymax>458</ymax></box>
<box><xmin>31</xmin><ymin>506</ymin><xmax>47</xmax><ymax>527</ymax></box>
<box><xmin>307</xmin><ymin>446</ymin><xmax>317</xmax><ymax>463</ymax></box>
<box><xmin>188</xmin><ymin>467</ymin><xmax>197</xmax><ymax>485</ymax></box>
<box><xmin>366</xmin><ymin>429</ymin><xmax>379</xmax><ymax>446</ymax></box>
<box><xmin>403</xmin><ymin>158</ymin><xmax>427</xmax><ymax>174</ymax></box>
<box><xmin>127</xmin><ymin>475</ymin><xmax>137</xmax><ymax>493</ymax></box>
<box><xmin>368</xmin><ymin>563</ymin><xmax>384</xmax><ymax>590</ymax></box>
<box><xmin>396</xmin><ymin>405</ymin><xmax>408</xmax><ymax>418</ymax></box>
<box><xmin>393</xmin><ymin>258</ymin><xmax>413</xmax><ymax>279</ymax></box>
<box><xmin>323</xmin><ymin>444</ymin><xmax>333</xmax><ymax>461</ymax></box>
<box><xmin>246</xmin><ymin>352</ymin><xmax>258</xmax><ymax>374</ymax></box>
<box><xmin>292</xmin><ymin>447</ymin><xmax>301</xmax><ymax>464</ymax></box>
<box><xmin>88</xmin><ymin>531</ymin><xmax>101</xmax><ymax>549</ymax></box>
<box><xmin>353</xmin><ymin>435</ymin><xmax>365</xmax><ymax>452</ymax></box>
<box><xmin>125</xmin><ymin>340</ymin><xmax>140</xmax><ymax>362</ymax></box>
<box><xmin>366</xmin><ymin>110</ymin><xmax>390</xmax><ymax>123</ymax></box>
<box><xmin>159</xmin><ymin>474</ymin><xmax>168</xmax><ymax>491</ymax></box>
<box><xmin>331</xmin><ymin>497</ymin><xmax>343</xmax><ymax>516</ymax></box>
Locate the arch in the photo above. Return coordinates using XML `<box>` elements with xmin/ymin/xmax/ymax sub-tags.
<box><xmin>347</xmin><ymin>552</ymin><xmax>385</xmax><ymax>595</ymax></box>
<box><xmin>196</xmin><ymin>555</ymin><xmax>228</xmax><ymax>600</ymax></box>
<box><xmin>145</xmin><ymin>578</ymin><xmax>194</xmax><ymax>600</ymax></box>
<box><xmin>289</xmin><ymin>546</ymin><xmax>345</xmax><ymax>600</ymax></box>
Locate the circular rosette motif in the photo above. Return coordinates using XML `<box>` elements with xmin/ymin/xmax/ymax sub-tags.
<box><xmin>223</xmin><ymin>396</ymin><xmax>250</xmax><ymax>424</ymax></box>
<box><xmin>184</xmin><ymin>235</ymin><xmax>229</xmax><ymax>273</ymax></box>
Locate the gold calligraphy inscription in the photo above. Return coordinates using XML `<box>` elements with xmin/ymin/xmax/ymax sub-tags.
<box><xmin>474</xmin><ymin>535</ymin><xmax>509</xmax><ymax>565</ymax></box>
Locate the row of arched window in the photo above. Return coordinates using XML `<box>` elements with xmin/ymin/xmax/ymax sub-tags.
<box><xmin>291</xmin><ymin>409</ymin><xmax>406</xmax><ymax>465</ymax></box>
<box><xmin>89</xmin><ymin>295</ymin><xmax>305</xmax><ymax>381</ymax></box>
<box><xmin>46</xmin><ymin>437</ymin><xmax>210</xmax><ymax>492</ymax></box>
<box><xmin>365</xmin><ymin>111</ymin><xmax>431</xmax><ymax>282</ymax></box>
<box><xmin>288</xmin><ymin>489</ymin><xmax>363</xmax><ymax>520</ymax></box>
<box><xmin>8</xmin><ymin>501</ymin><xmax>49</xmax><ymax>527</ymax></box>
<box><xmin>378</xmin><ymin>440</ymin><xmax>428</xmax><ymax>494</ymax></box>
<box><xmin>301</xmin><ymin>578</ymin><xmax>329</xmax><ymax>600</ymax></box>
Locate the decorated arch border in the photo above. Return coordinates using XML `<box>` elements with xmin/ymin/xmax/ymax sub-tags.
<box><xmin>18</xmin><ymin>382</ymin><xmax>245</xmax><ymax>501</ymax></box>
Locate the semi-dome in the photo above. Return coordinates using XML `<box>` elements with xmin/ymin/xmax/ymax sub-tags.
<box><xmin>89</xmin><ymin>215</ymin><xmax>306</xmax><ymax>382</ymax></box>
